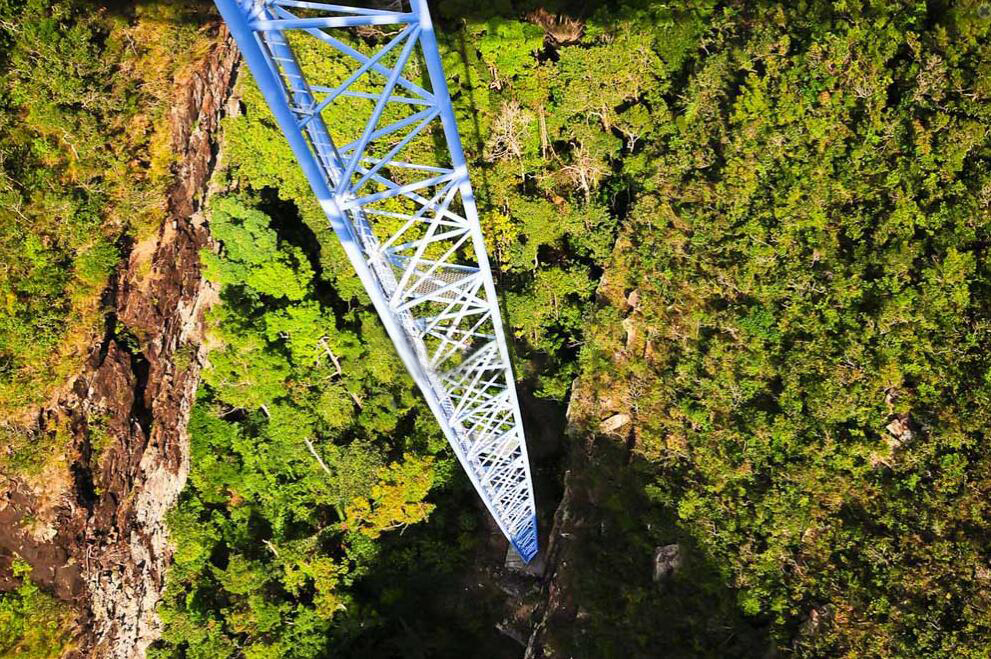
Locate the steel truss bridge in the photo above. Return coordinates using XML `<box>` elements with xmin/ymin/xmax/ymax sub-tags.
<box><xmin>214</xmin><ymin>0</ymin><xmax>538</xmax><ymax>561</ymax></box>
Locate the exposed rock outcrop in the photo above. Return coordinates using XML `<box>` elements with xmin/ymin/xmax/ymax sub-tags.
<box><xmin>0</xmin><ymin>24</ymin><xmax>238</xmax><ymax>658</ymax></box>
<box><xmin>598</xmin><ymin>413</ymin><xmax>630</xmax><ymax>434</ymax></box>
<box><xmin>652</xmin><ymin>544</ymin><xmax>682</xmax><ymax>584</ymax></box>
<box><xmin>525</xmin><ymin>235</ymin><xmax>658</xmax><ymax>657</ymax></box>
<box><xmin>81</xmin><ymin>28</ymin><xmax>238</xmax><ymax>657</ymax></box>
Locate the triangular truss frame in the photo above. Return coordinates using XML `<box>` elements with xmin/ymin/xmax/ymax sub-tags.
<box><xmin>214</xmin><ymin>0</ymin><xmax>538</xmax><ymax>562</ymax></box>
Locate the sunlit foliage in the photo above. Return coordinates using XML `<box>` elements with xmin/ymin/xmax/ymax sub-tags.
<box><xmin>0</xmin><ymin>0</ymin><xmax>213</xmax><ymax>416</ymax></box>
<box><xmin>576</xmin><ymin>1</ymin><xmax>991</xmax><ymax>655</ymax></box>
<box><xmin>0</xmin><ymin>560</ymin><xmax>77</xmax><ymax>658</ymax></box>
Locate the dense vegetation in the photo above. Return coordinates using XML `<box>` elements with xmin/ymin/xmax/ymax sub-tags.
<box><xmin>154</xmin><ymin>188</ymin><xmax>530</xmax><ymax>656</ymax></box>
<box><xmin>157</xmin><ymin>0</ymin><xmax>991</xmax><ymax>655</ymax></box>
<box><xmin>0</xmin><ymin>0</ymin><xmax>213</xmax><ymax>419</ymax></box>
<box><xmin>153</xmin><ymin>194</ymin><xmax>447</xmax><ymax>656</ymax></box>
<box><xmin>150</xmin><ymin>0</ymin><xmax>676</xmax><ymax>653</ymax></box>
<box><xmin>4</xmin><ymin>0</ymin><xmax>991</xmax><ymax>656</ymax></box>
<box><xmin>574</xmin><ymin>0</ymin><xmax>991</xmax><ymax>656</ymax></box>
<box><xmin>0</xmin><ymin>560</ymin><xmax>77</xmax><ymax>657</ymax></box>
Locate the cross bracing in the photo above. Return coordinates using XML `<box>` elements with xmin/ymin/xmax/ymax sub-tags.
<box><xmin>214</xmin><ymin>0</ymin><xmax>539</xmax><ymax>562</ymax></box>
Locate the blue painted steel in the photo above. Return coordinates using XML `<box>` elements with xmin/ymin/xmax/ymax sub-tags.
<box><xmin>213</xmin><ymin>0</ymin><xmax>539</xmax><ymax>561</ymax></box>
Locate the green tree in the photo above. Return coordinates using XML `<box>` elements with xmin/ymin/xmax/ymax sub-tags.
<box><xmin>0</xmin><ymin>560</ymin><xmax>76</xmax><ymax>657</ymax></box>
<box><xmin>203</xmin><ymin>197</ymin><xmax>313</xmax><ymax>301</ymax></box>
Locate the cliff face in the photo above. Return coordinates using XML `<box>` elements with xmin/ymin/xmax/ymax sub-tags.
<box><xmin>524</xmin><ymin>235</ymin><xmax>774</xmax><ymax>659</ymax></box>
<box><xmin>0</xmin><ymin>27</ymin><xmax>238</xmax><ymax>657</ymax></box>
<box><xmin>524</xmin><ymin>236</ymin><xmax>638</xmax><ymax>657</ymax></box>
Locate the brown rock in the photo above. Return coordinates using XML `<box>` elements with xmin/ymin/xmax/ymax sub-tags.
<box><xmin>626</xmin><ymin>288</ymin><xmax>640</xmax><ymax>309</ymax></box>
<box><xmin>885</xmin><ymin>415</ymin><xmax>914</xmax><ymax>447</ymax></box>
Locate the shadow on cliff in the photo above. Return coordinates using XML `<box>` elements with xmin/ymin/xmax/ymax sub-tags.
<box><xmin>533</xmin><ymin>433</ymin><xmax>776</xmax><ymax>658</ymax></box>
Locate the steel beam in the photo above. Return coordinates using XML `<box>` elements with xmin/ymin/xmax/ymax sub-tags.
<box><xmin>214</xmin><ymin>0</ymin><xmax>538</xmax><ymax>561</ymax></box>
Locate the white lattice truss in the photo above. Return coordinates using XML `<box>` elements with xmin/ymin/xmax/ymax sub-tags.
<box><xmin>215</xmin><ymin>0</ymin><xmax>538</xmax><ymax>560</ymax></box>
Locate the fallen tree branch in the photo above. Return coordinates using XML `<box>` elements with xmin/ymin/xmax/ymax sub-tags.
<box><xmin>305</xmin><ymin>438</ymin><xmax>333</xmax><ymax>477</ymax></box>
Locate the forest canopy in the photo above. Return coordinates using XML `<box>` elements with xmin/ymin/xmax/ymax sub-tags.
<box><xmin>571</xmin><ymin>0</ymin><xmax>991</xmax><ymax>656</ymax></box>
<box><xmin>3</xmin><ymin>0</ymin><xmax>991</xmax><ymax>657</ymax></box>
<box><xmin>0</xmin><ymin>0</ymin><xmax>212</xmax><ymax>417</ymax></box>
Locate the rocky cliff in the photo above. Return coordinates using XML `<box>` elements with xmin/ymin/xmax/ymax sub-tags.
<box><xmin>0</xmin><ymin>25</ymin><xmax>238</xmax><ymax>658</ymax></box>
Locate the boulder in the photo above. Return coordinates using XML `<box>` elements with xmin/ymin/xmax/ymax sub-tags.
<box><xmin>885</xmin><ymin>415</ymin><xmax>914</xmax><ymax>447</ymax></box>
<box><xmin>652</xmin><ymin>544</ymin><xmax>682</xmax><ymax>583</ymax></box>
<box><xmin>599</xmin><ymin>413</ymin><xmax>630</xmax><ymax>434</ymax></box>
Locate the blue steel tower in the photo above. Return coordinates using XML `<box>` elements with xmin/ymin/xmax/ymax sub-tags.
<box><xmin>213</xmin><ymin>0</ymin><xmax>538</xmax><ymax>561</ymax></box>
